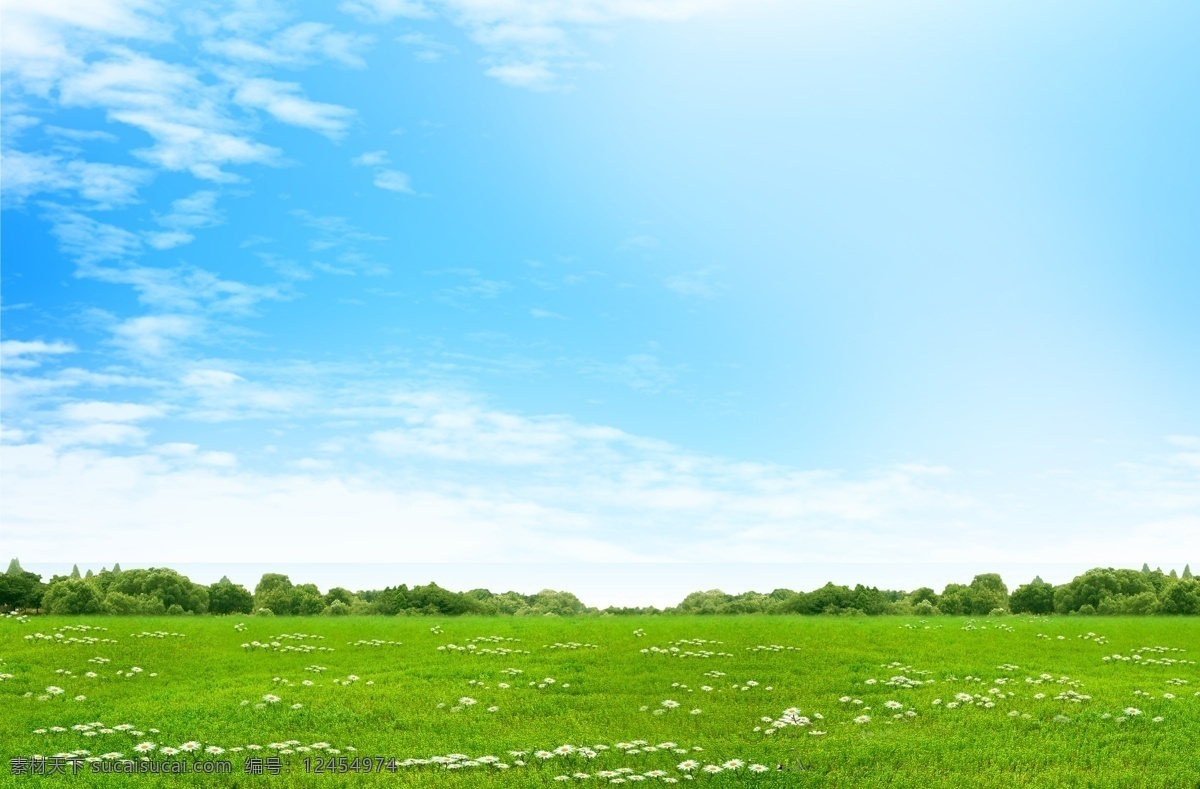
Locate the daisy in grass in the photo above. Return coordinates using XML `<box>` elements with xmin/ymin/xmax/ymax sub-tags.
<box><xmin>854</xmin><ymin>715</ymin><xmax>871</xmax><ymax>724</ymax></box>
<box><xmin>661</xmin><ymin>700</ymin><xmax>680</xmax><ymax>709</ymax></box>
<box><xmin>677</xmin><ymin>760</ymin><xmax>699</xmax><ymax>771</ymax></box>
<box><xmin>263</xmin><ymin>694</ymin><xmax>281</xmax><ymax>703</ymax></box>
<box><xmin>702</xmin><ymin>765</ymin><xmax>723</xmax><ymax>774</ymax></box>
<box><xmin>134</xmin><ymin>743</ymin><xmax>155</xmax><ymax>753</ymax></box>
<box><xmin>206</xmin><ymin>747</ymin><xmax>224</xmax><ymax>755</ymax></box>
<box><xmin>159</xmin><ymin>748</ymin><xmax>179</xmax><ymax>756</ymax></box>
<box><xmin>885</xmin><ymin>701</ymin><xmax>903</xmax><ymax>710</ymax></box>
<box><xmin>180</xmin><ymin>742</ymin><xmax>202</xmax><ymax>752</ymax></box>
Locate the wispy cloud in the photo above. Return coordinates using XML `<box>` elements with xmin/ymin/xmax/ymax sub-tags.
<box><xmin>351</xmin><ymin>150</ymin><xmax>390</xmax><ymax>166</ymax></box>
<box><xmin>0</xmin><ymin>340</ymin><xmax>76</xmax><ymax>370</ymax></box>
<box><xmin>396</xmin><ymin>31</ymin><xmax>457</xmax><ymax>62</ymax></box>
<box><xmin>1</xmin><ymin>148</ymin><xmax>151</xmax><ymax>209</ymax></box>
<box><xmin>581</xmin><ymin>353</ymin><xmax>680</xmax><ymax>394</ymax></box>
<box><xmin>203</xmin><ymin>22</ymin><xmax>374</xmax><ymax>69</ymax></box>
<box><xmin>342</xmin><ymin>0</ymin><xmax>751</xmax><ymax>90</ymax></box>
<box><xmin>665</xmin><ymin>267</ymin><xmax>722</xmax><ymax>301</ymax></box>
<box><xmin>429</xmin><ymin>268</ymin><xmax>511</xmax><ymax>304</ymax></box>
<box><xmin>373</xmin><ymin>168</ymin><xmax>414</xmax><ymax>193</ymax></box>
<box><xmin>145</xmin><ymin>190</ymin><xmax>223</xmax><ymax>250</ymax></box>
<box><xmin>231</xmin><ymin>77</ymin><xmax>357</xmax><ymax>139</ymax></box>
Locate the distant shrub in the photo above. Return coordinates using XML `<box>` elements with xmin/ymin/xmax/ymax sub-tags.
<box><xmin>913</xmin><ymin>599</ymin><xmax>939</xmax><ymax>616</ymax></box>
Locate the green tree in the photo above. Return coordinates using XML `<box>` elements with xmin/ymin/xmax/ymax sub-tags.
<box><xmin>254</xmin><ymin>574</ymin><xmax>295</xmax><ymax>614</ymax></box>
<box><xmin>108</xmin><ymin>568</ymin><xmax>209</xmax><ymax>613</ymax></box>
<box><xmin>43</xmin><ymin>579</ymin><xmax>103</xmax><ymax>614</ymax></box>
<box><xmin>1009</xmin><ymin>578</ymin><xmax>1056</xmax><ymax>614</ymax></box>
<box><xmin>908</xmin><ymin>587</ymin><xmax>939</xmax><ymax>606</ymax></box>
<box><xmin>208</xmin><ymin>578</ymin><xmax>254</xmax><ymax>615</ymax></box>
<box><xmin>70</xmin><ymin>564</ymin><xmax>81</xmax><ymax>580</ymax></box>
<box><xmin>324</xmin><ymin>587</ymin><xmax>355</xmax><ymax>607</ymax></box>
<box><xmin>1054</xmin><ymin>568</ymin><xmax>1153</xmax><ymax>613</ymax></box>
<box><xmin>1183</xmin><ymin>564</ymin><xmax>1193</xmax><ymax>580</ymax></box>
<box><xmin>291</xmin><ymin>584</ymin><xmax>326</xmax><ymax>615</ymax></box>
<box><xmin>1160</xmin><ymin>579</ymin><xmax>1200</xmax><ymax>614</ymax></box>
<box><xmin>938</xmin><ymin>583</ymin><xmax>974</xmax><ymax>615</ymax></box>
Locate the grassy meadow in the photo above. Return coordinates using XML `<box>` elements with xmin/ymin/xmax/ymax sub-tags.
<box><xmin>1</xmin><ymin>614</ymin><xmax>1198</xmax><ymax>787</ymax></box>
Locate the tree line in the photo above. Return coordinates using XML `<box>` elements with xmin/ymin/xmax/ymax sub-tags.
<box><xmin>2</xmin><ymin>558</ymin><xmax>1197</xmax><ymax>617</ymax></box>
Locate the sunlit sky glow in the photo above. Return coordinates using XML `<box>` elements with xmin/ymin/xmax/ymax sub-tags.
<box><xmin>2</xmin><ymin>0</ymin><xmax>1198</xmax><ymax>600</ymax></box>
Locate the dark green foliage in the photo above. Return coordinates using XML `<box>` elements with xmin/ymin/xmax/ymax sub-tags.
<box><xmin>42</xmin><ymin>579</ymin><xmax>103</xmax><ymax>614</ymax></box>
<box><xmin>208</xmin><ymin>578</ymin><xmax>254</xmax><ymax>614</ymax></box>
<box><xmin>909</xmin><ymin>587</ymin><xmax>939</xmax><ymax>605</ymax></box>
<box><xmin>325</xmin><ymin>587</ymin><xmax>355</xmax><ymax>606</ymax></box>
<box><xmin>1053</xmin><ymin>568</ymin><xmax>1154</xmax><ymax>613</ymax></box>
<box><xmin>106</xmin><ymin>568</ymin><xmax>209</xmax><ymax>613</ymax></box>
<box><xmin>1160</xmin><ymin>579</ymin><xmax>1200</xmax><ymax>614</ymax></box>
<box><xmin>0</xmin><ymin>566</ymin><xmax>45</xmax><ymax>611</ymax></box>
<box><xmin>1009</xmin><ymin>578</ymin><xmax>1055</xmax><ymax>614</ymax></box>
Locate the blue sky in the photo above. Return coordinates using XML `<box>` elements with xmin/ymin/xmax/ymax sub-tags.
<box><xmin>2</xmin><ymin>0</ymin><xmax>1198</xmax><ymax>600</ymax></box>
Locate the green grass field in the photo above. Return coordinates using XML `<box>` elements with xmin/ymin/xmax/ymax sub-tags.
<box><xmin>2</xmin><ymin>614</ymin><xmax>1198</xmax><ymax>787</ymax></box>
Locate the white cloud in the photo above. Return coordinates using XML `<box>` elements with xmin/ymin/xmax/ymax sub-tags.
<box><xmin>581</xmin><ymin>353</ymin><xmax>679</xmax><ymax>394</ymax></box>
<box><xmin>339</xmin><ymin>0</ymin><xmax>430</xmax><ymax>24</ymax></box>
<box><xmin>373</xmin><ymin>168</ymin><xmax>414</xmax><ymax>193</ymax></box>
<box><xmin>231</xmin><ymin>77</ymin><xmax>357</xmax><ymax>139</ymax></box>
<box><xmin>43</xmin><ymin>422</ymin><xmax>148</xmax><ymax>447</ymax></box>
<box><xmin>43</xmin><ymin>125</ymin><xmax>119</xmax><ymax>143</ymax></box>
<box><xmin>0</xmin><ymin>0</ymin><xmax>169</xmax><ymax>95</ymax></box>
<box><xmin>145</xmin><ymin>190</ymin><xmax>224</xmax><ymax>249</ymax></box>
<box><xmin>203</xmin><ymin>22</ymin><xmax>373</xmax><ymax>69</ymax></box>
<box><xmin>60</xmin><ymin>401</ymin><xmax>163</xmax><ymax>422</ymax></box>
<box><xmin>396</xmin><ymin>31</ymin><xmax>457</xmax><ymax>62</ymax></box>
<box><xmin>58</xmin><ymin>50</ymin><xmax>282</xmax><ymax>180</ymax></box>
<box><xmin>0</xmin><ymin>148</ymin><xmax>152</xmax><ymax>209</ymax></box>
<box><xmin>111</xmin><ymin>314</ymin><xmax>200</xmax><ymax>355</ymax></box>
<box><xmin>182</xmin><ymin>369</ymin><xmax>245</xmax><ymax>388</ymax></box>
<box><xmin>530</xmin><ymin>308</ymin><xmax>566</xmax><ymax>320</ymax></box>
<box><xmin>665</xmin><ymin>267</ymin><xmax>721</xmax><ymax>300</ymax></box>
<box><xmin>351</xmin><ymin>150</ymin><xmax>389</xmax><ymax>166</ymax></box>
<box><xmin>46</xmin><ymin>208</ymin><xmax>143</xmax><ymax>264</ymax></box>
<box><xmin>0</xmin><ymin>340</ymin><xmax>76</xmax><ymax>370</ymax></box>
<box><xmin>484</xmin><ymin>61</ymin><xmax>558</xmax><ymax>91</ymax></box>
<box><xmin>342</xmin><ymin>0</ymin><xmax>757</xmax><ymax>89</ymax></box>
